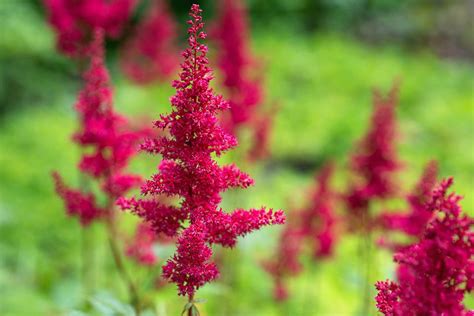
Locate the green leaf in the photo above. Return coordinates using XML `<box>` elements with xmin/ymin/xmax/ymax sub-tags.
<box><xmin>192</xmin><ymin>298</ymin><xmax>206</xmax><ymax>304</ymax></box>
<box><xmin>181</xmin><ymin>302</ymin><xmax>193</xmax><ymax>316</ymax></box>
<box><xmin>191</xmin><ymin>305</ymin><xmax>200</xmax><ymax>316</ymax></box>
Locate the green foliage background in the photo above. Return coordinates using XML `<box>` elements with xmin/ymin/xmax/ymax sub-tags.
<box><xmin>0</xmin><ymin>1</ymin><xmax>473</xmax><ymax>315</ymax></box>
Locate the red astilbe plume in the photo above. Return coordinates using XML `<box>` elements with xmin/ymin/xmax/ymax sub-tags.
<box><xmin>53</xmin><ymin>172</ymin><xmax>105</xmax><ymax>225</ymax></box>
<box><xmin>375</xmin><ymin>178</ymin><xmax>474</xmax><ymax>316</ymax></box>
<box><xmin>120</xmin><ymin>0</ymin><xmax>178</xmax><ymax>83</ymax></box>
<box><xmin>265</xmin><ymin>162</ymin><xmax>337</xmax><ymax>301</ymax></box>
<box><xmin>44</xmin><ymin>0</ymin><xmax>136</xmax><ymax>57</ymax></box>
<box><xmin>53</xmin><ymin>29</ymin><xmax>144</xmax><ymax>225</ymax></box>
<box><xmin>345</xmin><ymin>84</ymin><xmax>401</xmax><ymax>231</ymax></box>
<box><xmin>118</xmin><ymin>4</ymin><xmax>285</xmax><ymax>300</ymax></box>
<box><xmin>263</xmin><ymin>223</ymin><xmax>304</xmax><ymax>302</ymax></box>
<box><xmin>125</xmin><ymin>222</ymin><xmax>158</xmax><ymax>266</ymax></box>
<box><xmin>379</xmin><ymin>160</ymin><xmax>438</xmax><ymax>248</ymax></box>
<box><xmin>301</xmin><ymin>162</ymin><xmax>338</xmax><ymax>258</ymax></box>
<box><xmin>212</xmin><ymin>0</ymin><xmax>273</xmax><ymax>160</ymax></box>
<box><xmin>247</xmin><ymin>104</ymin><xmax>278</xmax><ymax>162</ymax></box>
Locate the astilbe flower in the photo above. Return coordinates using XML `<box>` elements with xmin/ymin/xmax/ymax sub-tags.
<box><xmin>118</xmin><ymin>4</ymin><xmax>285</xmax><ymax>299</ymax></box>
<box><xmin>125</xmin><ymin>222</ymin><xmax>158</xmax><ymax>266</ymax></box>
<box><xmin>264</xmin><ymin>224</ymin><xmax>304</xmax><ymax>301</ymax></box>
<box><xmin>53</xmin><ymin>29</ymin><xmax>144</xmax><ymax>225</ymax></box>
<box><xmin>265</xmin><ymin>163</ymin><xmax>337</xmax><ymax>301</ymax></box>
<box><xmin>301</xmin><ymin>163</ymin><xmax>338</xmax><ymax>258</ymax></box>
<box><xmin>345</xmin><ymin>84</ymin><xmax>401</xmax><ymax>231</ymax></box>
<box><xmin>120</xmin><ymin>0</ymin><xmax>178</xmax><ymax>83</ymax></box>
<box><xmin>375</xmin><ymin>178</ymin><xmax>474</xmax><ymax>316</ymax></box>
<box><xmin>53</xmin><ymin>173</ymin><xmax>105</xmax><ymax>225</ymax></box>
<box><xmin>379</xmin><ymin>160</ymin><xmax>438</xmax><ymax>248</ymax></box>
<box><xmin>212</xmin><ymin>0</ymin><xmax>273</xmax><ymax>160</ymax></box>
<box><xmin>248</xmin><ymin>104</ymin><xmax>278</xmax><ymax>162</ymax></box>
<box><xmin>126</xmin><ymin>221</ymin><xmax>177</xmax><ymax>294</ymax></box>
<box><xmin>44</xmin><ymin>0</ymin><xmax>136</xmax><ymax>57</ymax></box>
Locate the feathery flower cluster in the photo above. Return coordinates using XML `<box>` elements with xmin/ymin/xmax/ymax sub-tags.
<box><xmin>125</xmin><ymin>222</ymin><xmax>158</xmax><ymax>266</ymax></box>
<box><xmin>118</xmin><ymin>4</ymin><xmax>284</xmax><ymax>299</ymax></box>
<box><xmin>44</xmin><ymin>0</ymin><xmax>136</xmax><ymax>56</ymax></box>
<box><xmin>345</xmin><ymin>85</ymin><xmax>401</xmax><ymax>231</ymax></box>
<box><xmin>54</xmin><ymin>29</ymin><xmax>144</xmax><ymax>225</ymax></box>
<box><xmin>302</xmin><ymin>163</ymin><xmax>338</xmax><ymax>258</ymax></box>
<box><xmin>264</xmin><ymin>224</ymin><xmax>304</xmax><ymax>301</ymax></box>
<box><xmin>53</xmin><ymin>173</ymin><xmax>104</xmax><ymax>225</ymax></box>
<box><xmin>213</xmin><ymin>0</ymin><xmax>273</xmax><ymax>160</ymax></box>
<box><xmin>248</xmin><ymin>105</ymin><xmax>278</xmax><ymax>162</ymax></box>
<box><xmin>265</xmin><ymin>163</ymin><xmax>337</xmax><ymax>301</ymax></box>
<box><xmin>375</xmin><ymin>178</ymin><xmax>474</xmax><ymax>316</ymax></box>
<box><xmin>380</xmin><ymin>160</ymin><xmax>438</xmax><ymax>246</ymax></box>
<box><xmin>120</xmin><ymin>0</ymin><xmax>178</xmax><ymax>83</ymax></box>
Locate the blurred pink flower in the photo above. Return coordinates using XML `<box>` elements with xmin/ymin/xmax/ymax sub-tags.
<box><xmin>126</xmin><ymin>222</ymin><xmax>158</xmax><ymax>266</ymax></box>
<box><xmin>265</xmin><ymin>162</ymin><xmax>337</xmax><ymax>301</ymax></box>
<box><xmin>44</xmin><ymin>0</ymin><xmax>136</xmax><ymax>56</ymax></box>
<box><xmin>52</xmin><ymin>172</ymin><xmax>104</xmax><ymax>225</ymax></box>
<box><xmin>53</xmin><ymin>29</ymin><xmax>145</xmax><ymax>225</ymax></box>
<box><xmin>213</xmin><ymin>0</ymin><xmax>274</xmax><ymax>160</ymax></box>
<box><xmin>301</xmin><ymin>163</ymin><xmax>338</xmax><ymax>258</ymax></box>
<box><xmin>380</xmin><ymin>160</ymin><xmax>438</xmax><ymax>246</ymax></box>
<box><xmin>345</xmin><ymin>84</ymin><xmax>401</xmax><ymax>232</ymax></box>
<box><xmin>120</xmin><ymin>0</ymin><xmax>178</xmax><ymax>83</ymax></box>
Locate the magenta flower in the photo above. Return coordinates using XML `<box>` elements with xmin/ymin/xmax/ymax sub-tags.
<box><xmin>345</xmin><ymin>84</ymin><xmax>401</xmax><ymax>231</ymax></box>
<box><xmin>53</xmin><ymin>29</ymin><xmax>144</xmax><ymax>225</ymax></box>
<box><xmin>120</xmin><ymin>0</ymin><xmax>178</xmax><ymax>83</ymax></box>
<box><xmin>265</xmin><ymin>163</ymin><xmax>337</xmax><ymax>301</ymax></box>
<box><xmin>44</xmin><ymin>0</ymin><xmax>136</xmax><ymax>57</ymax></box>
<box><xmin>264</xmin><ymin>224</ymin><xmax>304</xmax><ymax>301</ymax></box>
<box><xmin>301</xmin><ymin>163</ymin><xmax>338</xmax><ymax>258</ymax></box>
<box><xmin>247</xmin><ymin>104</ymin><xmax>278</xmax><ymax>162</ymax></box>
<box><xmin>52</xmin><ymin>172</ymin><xmax>104</xmax><ymax>225</ymax></box>
<box><xmin>380</xmin><ymin>160</ymin><xmax>438</xmax><ymax>246</ymax></box>
<box><xmin>119</xmin><ymin>4</ymin><xmax>284</xmax><ymax>299</ymax></box>
<box><xmin>125</xmin><ymin>222</ymin><xmax>158</xmax><ymax>266</ymax></box>
<box><xmin>375</xmin><ymin>178</ymin><xmax>474</xmax><ymax>316</ymax></box>
<box><xmin>375</xmin><ymin>280</ymin><xmax>400</xmax><ymax>316</ymax></box>
<box><xmin>212</xmin><ymin>0</ymin><xmax>274</xmax><ymax>160</ymax></box>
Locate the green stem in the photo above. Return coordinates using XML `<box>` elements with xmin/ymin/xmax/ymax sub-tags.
<box><xmin>78</xmin><ymin>173</ymin><xmax>94</xmax><ymax>306</ymax></box>
<box><xmin>304</xmin><ymin>262</ymin><xmax>318</xmax><ymax>315</ymax></box>
<box><xmin>360</xmin><ymin>209</ymin><xmax>373</xmax><ymax>316</ymax></box>
<box><xmin>105</xmin><ymin>207</ymin><xmax>142</xmax><ymax>315</ymax></box>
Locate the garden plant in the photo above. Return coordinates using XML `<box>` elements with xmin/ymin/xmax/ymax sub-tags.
<box><xmin>0</xmin><ymin>0</ymin><xmax>473</xmax><ymax>315</ymax></box>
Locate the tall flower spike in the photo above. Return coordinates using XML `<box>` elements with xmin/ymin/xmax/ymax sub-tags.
<box><xmin>54</xmin><ymin>29</ymin><xmax>145</xmax><ymax>225</ymax></box>
<box><xmin>380</xmin><ymin>160</ymin><xmax>438</xmax><ymax>247</ymax></box>
<box><xmin>265</xmin><ymin>162</ymin><xmax>337</xmax><ymax>301</ymax></box>
<box><xmin>263</xmin><ymin>219</ymin><xmax>304</xmax><ymax>302</ymax></box>
<box><xmin>301</xmin><ymin>162</ymin><xmax>338</xmax><ymax>258</ymax></box>
<box><xmin>120</xmin><ymin>0</ymin><xmax>178</xmax><ymax>83</ymax></box>
<box><xmin>213</xmin><ymin>0</ymin><xmax>273</xmax><ymax>160</ymax></box>
<box><xmin>375</xmin><ymin>178</ymin><xmax>474</xmax><ymax>316</ymax></box>
<box><xmin>44</xmin><ymin>0</ymin><xmax>137</xmax><ymax>57</ymax></box>
<box><xmin>119</xmin><ymin>4</ymin><xmax>285</xmax><ymax>299</ymax></box>
<box><xmin>345</xmin><ymin>83</ymin><xmax>401</xmax><ymax>231</ymax></box>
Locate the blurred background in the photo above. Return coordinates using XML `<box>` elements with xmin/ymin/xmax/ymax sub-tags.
<box><xmin>0</xmin><ymin>0</ymin><xmax>473</xmax><ymax>315</ymax></box>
